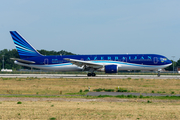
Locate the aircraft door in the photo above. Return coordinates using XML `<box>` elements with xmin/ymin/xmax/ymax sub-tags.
<box><xmin>44</xmin><ymin>59</ymin><xmax>48</xmax><ymax>65</ymax></box>
<box><xmin>153</xmin><ymin>57</ymin><xmax>158</xmax><ymax>64</ymax></box>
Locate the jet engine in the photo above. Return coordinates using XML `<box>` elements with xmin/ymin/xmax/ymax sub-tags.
<box><xmin>105</xmin><ymin>65</ymin><xmax>118</xmax><ymax>73</ymax></box>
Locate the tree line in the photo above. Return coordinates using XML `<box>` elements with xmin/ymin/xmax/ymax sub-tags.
<box><xmin>0</xmin><ymin>48</ymin><xmax>179</xmax><ymax>71</ymax></box>
<box><xmin>165</xmin><ymin>60</ymin><xmax>180</xmax><ymax>71</ymax></box>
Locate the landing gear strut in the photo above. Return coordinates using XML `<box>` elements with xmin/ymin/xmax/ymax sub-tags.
<box><xmin>157</xmin><ymin>71</ymin><xmax>160</xmax><ymax>77</ymax></box>
<box><xmin>87</xmin><ymin>73</ymin><xmax>96</xmax><ymax>77</ymax></box>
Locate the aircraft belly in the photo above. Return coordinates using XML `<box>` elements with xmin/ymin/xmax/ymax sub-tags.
<box><xmin>118</xmin><ymin>64</ymin><xmax>143</xmax><ymax>70</ymax></box>
<box><xmin>35</xmin><ymin>65</ymin><xmax>82</xmax><ymax>71</ymax></box>
<box><xmin>118</xmin><ymin>63</ymin><xmax>170</xmax><ymax>71</ymax></box>
<box><xmin>15</xmin><ymin>62</ymin><xmax>82</xmax><ymax>71</ymax></box>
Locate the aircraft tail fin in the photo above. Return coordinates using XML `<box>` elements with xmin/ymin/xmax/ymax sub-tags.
<box><xmin>10</xmin><ymin>31</ymin><xmax>43</xmax><ymax>59</ymax></box>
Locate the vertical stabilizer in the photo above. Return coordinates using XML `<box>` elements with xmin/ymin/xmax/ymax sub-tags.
<box><xmin>10</xmin><ymin>31</ymin><xmax>43</xmax><ymax>59</ymax></box>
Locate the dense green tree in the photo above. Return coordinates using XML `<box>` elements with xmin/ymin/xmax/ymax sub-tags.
<box><xmin>164</xmin><ymin>59</ymin><xmax>180</xmax><ymax>71</ymax></box>
<box><xmin>165</xmin><ymin>60</ymin><xmax>177</xmax><ymax>71</ymax></box>
<box><xmin>176</xmin><ymin>59</ymin><xmax>180</xmax><ymax>67</ymax></box>
<box><xmin>37</xmin><ymin>49</ymin><xmax>75</xmax><ymax>56</ymax></box>
<box><xmin>0</xmin><ymin>49</ymin><xmax>20</xmax><ymax>70</ymax></box>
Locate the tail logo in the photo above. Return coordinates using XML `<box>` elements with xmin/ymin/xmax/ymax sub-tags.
<box><xmin>10</xmin><ymin>31</ymin><xmax>42</xmax><ymax>59</ymax></box>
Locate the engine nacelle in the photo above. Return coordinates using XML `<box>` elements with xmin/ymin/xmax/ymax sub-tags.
<box><xmin>105</xmin><ymin>65</ymin><xmax>118</xmax><ymax>73</ymax></box>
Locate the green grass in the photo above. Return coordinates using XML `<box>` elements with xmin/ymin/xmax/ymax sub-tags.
<box><xmin>17</xmin><ymin>101</ymin><xmax>22</xmax><ymax>104</ymax></box>
<box><xmin>49</xmin><ymin>117</ymin><xmax>56</xmax><ymax>120</ymax></box>
<box><xmin>0</xmin><ymin>94</ymin><xmax>180</xmax><ymax>100</ymax></box>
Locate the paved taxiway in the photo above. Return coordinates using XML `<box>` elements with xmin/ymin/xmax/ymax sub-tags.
<box><xmin>0</xmin><ymin>97</ymin><xmax>174</xmax><ymax>102</ymax></box>
<box><xmin>87</xmin><ymin>92</ymin><xmax>180</xmax><ymax>96</ymax></box>
<box><xmin>0</xmin><ymin>74</ymin><xmax>180</xmax><ymax>79</ymax></box>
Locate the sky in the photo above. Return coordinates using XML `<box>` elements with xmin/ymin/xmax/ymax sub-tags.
<box><xmin>0</xmin><ymin>0</ymin><xmax>180</xmax><ymax>61</ymax></box>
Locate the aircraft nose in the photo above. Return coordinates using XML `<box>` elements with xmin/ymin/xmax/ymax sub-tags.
<box><xmin>168</xmin><ymin>60</ymin><xmax>172</xmax><ymax>65</ymax></box>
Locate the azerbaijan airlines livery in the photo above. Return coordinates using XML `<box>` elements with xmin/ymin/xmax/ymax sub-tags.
<box><xmin>10</xmin><ymin>31</ymin><xmax>172</xmax><ymax>76</ymax></box>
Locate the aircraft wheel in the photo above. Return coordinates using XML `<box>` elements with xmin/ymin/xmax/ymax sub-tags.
<box><xmin>92</xmin><ymin>73</ymin><xmax>96</xmax><ymax>77</ymax></box>
<box><xmin>87</xmin><ymin>73</ymin><xmax>92</xmax><ymax>76</ymax></box>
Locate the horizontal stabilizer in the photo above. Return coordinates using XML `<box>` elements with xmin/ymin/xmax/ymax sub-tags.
<box><xmin>10</xmin><ymin>58</ymin><xmax>35</xmax><ymax>64</ymax></box>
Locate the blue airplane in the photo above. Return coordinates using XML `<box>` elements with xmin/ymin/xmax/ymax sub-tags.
<box><xmin>10</xmin><ymin>31</ymin><xmax>172</xmax><ymax>76</ymax></box>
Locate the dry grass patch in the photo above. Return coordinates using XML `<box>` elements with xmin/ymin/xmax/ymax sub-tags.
<box><xmin>0</xmin><ymin>100</ymin><xmax>180</xmax><ymax>119</ymax></box>
<box><xmin>0</xmin><ymin>77</ymin><xmax>180</xmax><ymax>95</ymax></box>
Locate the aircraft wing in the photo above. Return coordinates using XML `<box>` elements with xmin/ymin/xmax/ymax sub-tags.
<box><xmin>64</xmin><ymin>58</ymin><xmax>103</xmax><ymax>69</ymax></box>
<box><xmin>10</xmin><ymin>58</ymin><xmax>35</xmax><ymax>64</ymax></box>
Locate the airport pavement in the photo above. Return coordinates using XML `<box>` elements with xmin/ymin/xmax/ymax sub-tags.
<box><xmin>0</xmin><ymin>97</ymin><xmax>174</xmax><ymax>102</ymax></box>
<box><xmin>0</xmin><ymin>74</ymin><xmax>180</xmax><ymax>79</ymax></box>
<box><xmin>86</xmin><ymin>92</ymin><xmax>180</xmax><ymax>96</ymax></box>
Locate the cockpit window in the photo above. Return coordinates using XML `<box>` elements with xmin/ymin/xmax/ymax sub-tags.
<box><xmin>160</xmin><ymin>58</ymin><xmax>167</xmax><ymax>61</ymax></box>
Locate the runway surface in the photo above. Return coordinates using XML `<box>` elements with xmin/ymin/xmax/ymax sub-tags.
<box><xmin>0</xmin><ymin>97</ymin><xmax>176</xmax><ymax>102</ymax></box>
<box><xmin>0</xmin><ymin>74</ymin><xmax>180</xmax><ymax>79</ymax></box>
<box><xmin>86</xmin><ymin>92</ymin><xmax>180</xmax><ymax>96</ymax></box>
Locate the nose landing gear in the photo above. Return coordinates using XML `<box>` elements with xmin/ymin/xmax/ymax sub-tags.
<box><xmin>157</xmin><ymin>71</ymin><xmax>160</xmax><ymax>77</ymax></box>
<box><xmin>157</xmin><ymin>69</ymin><xmax>161</xmax><ymax>77</ymax></box>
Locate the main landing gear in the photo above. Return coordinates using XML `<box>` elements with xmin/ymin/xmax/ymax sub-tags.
<box><xmin>87</xmin><ymin>73</ymin><xmax>96</xmax><ymax>77</ymax></box>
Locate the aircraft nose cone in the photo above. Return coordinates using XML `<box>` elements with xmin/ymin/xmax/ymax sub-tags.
<box><xmin>168</xmin><ymin>60</ymin><xmax>172</xmax><ymax>65</ymax></box>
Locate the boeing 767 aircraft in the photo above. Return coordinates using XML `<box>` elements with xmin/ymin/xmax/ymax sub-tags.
<box><xmin>10</xmin><ymin>31</ymin><xmax>172</xmax><ymax>76</ymax></box>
